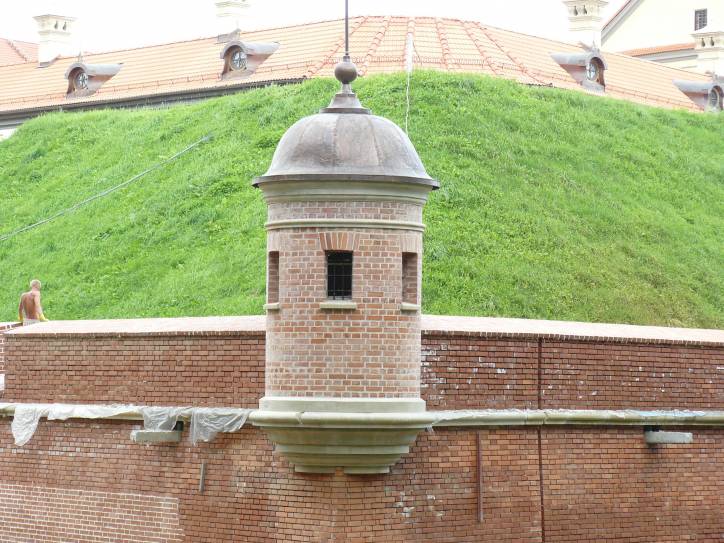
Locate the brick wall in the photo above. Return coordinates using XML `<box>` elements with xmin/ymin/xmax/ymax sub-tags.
<box><xmin>4</xmin><ymin>333</ymin><xmax>264</xmax><ymax>406</ymax></box>
<box><xmin>0</xmin><ymin>320</ymin><xmax>722</xmax><ymax>541</ymax></box>
<box><xmin>265</xmin><ymin>200</ymin><xmax>424</xmax><ymax>399</ymax></box>
<box><xmin>0</xmin><ymin>421</ymin><xmax>721</xmax><ymax>542</ymax></box>
<box><xmin>0</xmin><ymin>322</ymin><xmax>20</xmax><ymax>374</ymax></box>
<box><xmin>420</xmin><ymin>333</ymin><xmax>724</xmax><ymax>410</ymax></box>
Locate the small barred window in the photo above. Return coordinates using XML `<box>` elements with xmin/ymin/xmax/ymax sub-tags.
<box><xmin>695</xmin><ymin>9</ymin><xmax>708</xmax><ymax>31</ymax></box>
<box><xmin>326</xmin><ymin>251</ymin><xmax>353</xmax><ymax>300</ymax></box>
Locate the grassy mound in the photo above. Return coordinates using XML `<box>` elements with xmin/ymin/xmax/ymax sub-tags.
<box><xmin>0</xmin><ymin>72</ymin><xmax>721</xmax><ymax>327</ymax></box>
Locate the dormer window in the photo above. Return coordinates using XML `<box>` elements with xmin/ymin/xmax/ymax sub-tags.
<box><xmin>73</xmin><ymin>70</ymin><xmax>88</xmax><ymax>91</ymax></box>
<box><xmin>586</xmin><ymin>58</ymin><xmax>604</xmax><ymax>85</ymax></box>
<box><xmin>674</xmin><ymin>80</ymin><xmax>723</xmax><ymax>112</ymax></box>
<box><xmin>230</xmin><ymin>48</ymin><xmax>247</xmax><ymax>71</ymax></box>
<box><xmin>222</xmin><ymin>43</ymin><xmax>250</xmax><ymax>78</ymax></box>
<box><xmin>695</xmin><ymin>9</ymin><xmax>707</xmax><ymax>31</ymax></box>
<box><xmin>219</xmin><ymin>40</ymin><xmax>280</xmax><ymax>80</ymax></box>
<box><xmin>64</xmin><ymin>62</ymin><xmax>122</xmax><ymax>98</ymax></box>
<box><xmin>709</xmin><ymin>86</ymin><xmax>723</xmax><ymax>111</ymax></box>
<box><xmin>551</xmin><ymin>50</ymin><xmax>607</xmax><ymax>93</ymax></box>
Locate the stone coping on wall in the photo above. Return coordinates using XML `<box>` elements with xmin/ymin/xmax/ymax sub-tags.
<box><xmin>421</xmin><ymin>315</ymin><xmax>724</xmax><ymax>346</ymax></box>
<box><xmin>4</xmin><ymin>314</ymin><xmax>723</xmax><ymax>346</ymax></box>
<box><xmin>5</xmin><ymin>316</ymin><xmax>266</xmax><ymax>338</ymax></box>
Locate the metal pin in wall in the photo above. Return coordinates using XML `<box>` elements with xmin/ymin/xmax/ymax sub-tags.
<box><xmin>477</xmin><ymin>431</ymin><xmax>483</xmax><ymax>523</ymax></box>
<box><xmin>199</xmin><ymin>461</ymin><xmax>207</xmax><ymax>493</ymax></box>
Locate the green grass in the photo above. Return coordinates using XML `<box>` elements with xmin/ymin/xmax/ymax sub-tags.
<box><xmin>0</xmin><ymin>72</ymin><xmax>722</xmax><ymax>327</ymax></box>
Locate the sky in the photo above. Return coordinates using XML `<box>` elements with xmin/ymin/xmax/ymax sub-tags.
<box><xmin>0</xmin><ymin>0</ymin><xmax>628</xmax><ymax>52</ymax></box>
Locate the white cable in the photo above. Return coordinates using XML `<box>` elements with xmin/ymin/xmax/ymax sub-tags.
<box><xmin>405</xmin><ymin>33</ymin><xmax>414</xmax><ymax>134</ymax></box>
<box><xmin>0</xmin><ymin>135</ymin><xmax>211</xmax><ymax>243</ymax></box>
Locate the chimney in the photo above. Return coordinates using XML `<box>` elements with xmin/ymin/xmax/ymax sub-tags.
<box><xmin>563</xmin><ymin>1</ymin><xmax>608</xmax><ymax>48</ymax></box>
<box><xmin>34</xmin><ymin>14</ymin><xmax>77</xmax><ymax>66</ymax></box>
<box><xmin>215</xmin><ymin>0</ymin><xmax>249</xmax><ymax>33</ymax></box>
<box><xmin>693</xmin><ymin>24</ymin><xmax>724</xmax><ymax>75</ymax></box>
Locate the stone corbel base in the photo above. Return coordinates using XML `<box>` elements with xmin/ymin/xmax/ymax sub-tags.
<box><xmin>253</xmin><ymin>397</ymin><xmax>434</xmax><ymax>474</ymax></box>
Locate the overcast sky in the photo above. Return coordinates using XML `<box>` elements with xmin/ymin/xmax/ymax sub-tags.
<box><xmin>1</xmin><ymin>0</ymin><xmax>627</xmax><ymax>52</ymax></box>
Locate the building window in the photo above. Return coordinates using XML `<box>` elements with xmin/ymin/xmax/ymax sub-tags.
<box><xmin>326</xmin><ymin>251</ymin><xmax>353</xmax><ymax>300</ymax></box>
<box><xmin>230</xmin><ymin>48</ymin><xmax>247</xmax><ymax>71</ymax></box>
<box><xmin>695</xmin><ymin>9</ymin><xmax>707</xmax><ymax>31</ymax></box>
<box><xmin>401</xmin><ymin>253</ymin><xmax>418</xmax><ymax>304</ymax></box>
<box><xmin>267</xmin><ymin>251</ymin><xmax>279</xmax><ymax>304</ymax></box>
<box><xmin>586</xmin><ymin>58</ymin><xmax>604</xmax><ymax>85</ymax></box>
<box><xmin>221</xmin><ymin>44</ymin><xmax>249</xmax><ymax>78</ymax></box>
<box><xmin>709</xmin><ymin>87</ymin><xmax>723</xmax><ymax>111</ymax></box>
<box><xmin>74</xmin><ymin>70</ymin><xmax>88</xmax><ymax>90</ymax></box>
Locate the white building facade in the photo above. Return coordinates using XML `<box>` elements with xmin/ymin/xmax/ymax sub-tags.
<box><xmin>601</xmin><ymin>0</ymin><xmax>724</xmax><ymax>73</ymax></box>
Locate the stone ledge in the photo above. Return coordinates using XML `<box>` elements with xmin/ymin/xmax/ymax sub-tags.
<box><xmin>5</xmin><ymin>316</ymin><xmax>266</xmax><ymax>338</ymax></box>
<box><xmin>320</xmin><ymin>300</ymin><xmax>357</xmax><ymax>310</ymax></box>
<box><xmin>421</xmin><ymin>315</ymin><xmax>724</xmax><ymax>346</ymax></box>
<box><xmin>4</xmin><ymin>314</ymin><xmax>721</xmax><ymax>346</ymax></box>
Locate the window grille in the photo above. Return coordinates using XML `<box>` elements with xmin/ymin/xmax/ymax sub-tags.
<box><xmin>326</xmin><ymin>251</ymin><xmax>353</xmax><ymax>299</ymax></box>
<box><xmin>695</xmin><ymin>9</ymin><xmax>707</xmax><ymax>31</ymax></box>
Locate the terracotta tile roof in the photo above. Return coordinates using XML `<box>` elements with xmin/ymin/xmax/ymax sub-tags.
<box><xmin>623</xmin><ymin>42</ymin><xmax>695</xmax><ymax>57</ymax></box>
<box><xmin>0</xmin><ymin>16</ymin><xmax>711</xmax><ymax>116</ymax></box>
<box><xmin>0</xmin><ymin>38</ymin><xmax>38</xmax><ymax>67</ymax></box>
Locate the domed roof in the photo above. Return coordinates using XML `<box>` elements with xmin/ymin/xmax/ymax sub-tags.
<box><xmin>253</xmin><ymin>59</ymin><xmax>438</xmax><ymax>189</ymax></box>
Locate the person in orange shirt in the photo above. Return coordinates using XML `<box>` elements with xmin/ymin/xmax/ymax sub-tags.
<box><xmin>18</xmin><ymin>279</ymin><xmax>48</xmax><ymax>326</ymax></box>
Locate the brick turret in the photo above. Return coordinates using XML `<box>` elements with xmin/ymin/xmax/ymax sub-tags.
<box><xmin>251</xmin><ymin>55</ymin><xmax>438</xmax><ymax>473</ymax></box>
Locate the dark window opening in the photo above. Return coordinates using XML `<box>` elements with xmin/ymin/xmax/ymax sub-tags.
<box><xmin>586</xmin><ymin>58</ymin><xmax>604</xmax><ymax>85</ymax></box>
<box><xmin>230</xmin><ymin>48</ymin><xmax>247</xmax><ymax>71</ymax></box>
<box><xmin>695</xmin><ymin>9</ymin><xmax>707</xmax><ymax>31</ymax></box>
<box><xmin>267</xmin><ymin>251</ymin><xmax>279</xmax><ymax>304</ymax></box>
<box><xmin>326</xmin><ymin>251</ymin><xmax>353</xmax><ymax>300</ymax></box>
<box><xmin>402</xmin><ymin>252</ymin><xmax>418</xmax><ymax>304</ymax></box>
<box><xmin>709</xmin><ymin>87</ymin><xmax>723</xmax><ymax>111</ymax></box>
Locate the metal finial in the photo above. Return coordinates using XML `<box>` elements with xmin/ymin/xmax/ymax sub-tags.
<box><xmin>320</xmin><ymin>0</ymin><xmax>368</xmax><ymax>113</ymax></box>
<box><xmin>335</xmin><ymin>0</ymin><xmax>357</xmax><ymax>89</ymax></box>
<box><xmin>345</xmin><ymin>0</ymin><xmax>349</xmax><ymax>57</ymax></box>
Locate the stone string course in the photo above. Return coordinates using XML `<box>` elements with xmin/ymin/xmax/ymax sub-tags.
<box><xmin>0</xmin><ymin>316</ymin><xmax>722</xmax><ymax>541</ymax></box>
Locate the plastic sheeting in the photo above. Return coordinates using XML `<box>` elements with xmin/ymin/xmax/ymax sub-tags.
<box><xmin>11</xmin><ymin>405</ymin><xmax>43</xmax><ymax>446</ymax></box>
<box><xmin>1</xmin><ymin>403</ymin><xmax>251</xmax><ymax>447</ymax></box>
<box><xmin>190</xmin><ymin>408</ymin><xmax>250</xmax><ymax>445</ymax></box>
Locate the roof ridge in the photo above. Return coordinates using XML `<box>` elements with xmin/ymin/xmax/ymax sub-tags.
<box><xmin>358</xmin><ymin>16</ymin><xmax>391</xmax><ymax>76</ymax></box>
<box><xmin>2</xmin><ymin>38</ymin><xmax>30</xmax><ymax>64</ymax></box>
<box><xmin>603</xmin><ymin>0</ymin><xmax>639</xmax><ymax>32</ymax></box>
<box><xmin>303</xmin><ymin>16</ymin><xmax>367</xmax><ymax>78</ymax></box>
<box><xmin>434</xmin><ymin>17</ymin><xmax>453</xmax><ymax>71</ymax></box>
<box><xmin>475</xmin><ymin>22</ymin><xmax>545</xmax><ymax>85</ymax></box>
<box><xmin>623</xmin><ymin>42</ymin><xmax>695</xmax><ymax>56</ymax></box>
<box><xmin>461</xmin><ymin>21</ymin><xmax>501</xmax><ymax>76</ymax></box>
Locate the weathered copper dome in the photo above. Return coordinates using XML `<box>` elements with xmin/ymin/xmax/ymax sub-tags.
<box><xmin>252</xmin><ymin>60</ymin><xmax>438</xmax><ymax>189</ymax></box>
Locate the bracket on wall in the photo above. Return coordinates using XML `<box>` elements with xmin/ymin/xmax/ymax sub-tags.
<box><xmin>644</xmin><ymin>428</ymin><xmax>693</xmax><ymax>445</ymax></box>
